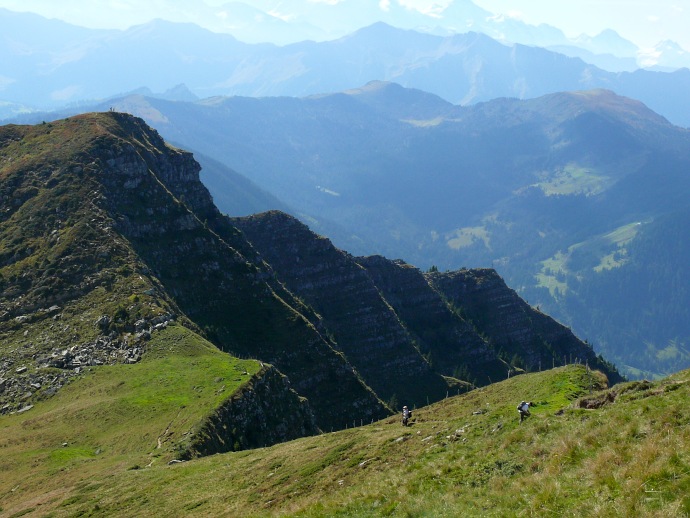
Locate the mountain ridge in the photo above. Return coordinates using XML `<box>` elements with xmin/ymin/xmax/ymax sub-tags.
<box><xmin>2</xmin><ymin>112</ymin><xmax>622</xmax><ymax>431</ymax></box>
<box><xmin>231</xmin><ymin>210</ymin><xmax>620</xmax><ymax>386</ymax></box>
<box><xmin>0</xmin><ymin>112</ymin><xmax>390</xmax><ymax>430</ymax></box>
<box><xmin>3</xmin><ymin>1</ymin><xmax>684</xmax><ymax>66</ymax></box>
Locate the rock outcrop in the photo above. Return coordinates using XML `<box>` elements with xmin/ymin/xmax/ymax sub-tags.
<box><xmin>182</xmin><ymin>365</ymin><xmax>320</xmax><ymax>457</ymax></box>
<box><xmin>357</xmin><ymin>255</ymin><xmax>507</xmax><ymax>385</ymax></box>
<box><xmin>427</xmin><ymin>268</ymin><xmax>622</xmax><ymax>383</ymax></box>
<box><xmin>0</xmin><ymin>113</ymin><xmax>388</xmax><ymax>430</ymax></box>
<box><xmin>234</xmin><ymin>211</ymin><xmax>622</xmax><ymax>389</ymax></box>
<box><xmin>233</xmin><ymin>211</ymin><xmax>453</xmax><ymax>408</ymax></box>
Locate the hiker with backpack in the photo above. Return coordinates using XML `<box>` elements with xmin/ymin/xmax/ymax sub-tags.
<box><xmin>402</xmin><ymin>405</ymin><xmax>412</xmax><ymax>426</ymax></box>
<box><xmin>517</xmin><ymin>401</ymin><xmax>532</xmax><ymax>423</ymax></box>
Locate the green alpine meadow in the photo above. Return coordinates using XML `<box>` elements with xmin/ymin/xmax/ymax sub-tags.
<box><xmin>2</xmin><ymin>362</ymin><xmax>690</xmax><ymax>516</ymax></box>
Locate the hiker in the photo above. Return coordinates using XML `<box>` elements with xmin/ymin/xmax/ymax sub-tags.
<box><xmin>517</xmin><ymin>401</ymin><xmax>532</xmax><ymax>423</ymax></box>
<box><xmin>402</xmin><ymin>405</ymin><xmax>412</xmax><ymax>426</ymax></box>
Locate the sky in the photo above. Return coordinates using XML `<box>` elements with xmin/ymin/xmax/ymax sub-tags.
<box><xmin>470</xmin><ymin>0</ymin><xmax>689</xmax><ymax>50</ymax></box>
<box><xmin>0</xmin><ymin>0</ymin><xmax>687</xmax><ymax>51</ymax></box>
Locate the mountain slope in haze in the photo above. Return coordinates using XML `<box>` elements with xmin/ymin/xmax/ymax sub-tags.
<box><xmin>3</xmin><ymin>1</ymin><xmax>687</xmax><ymax>70</ymax></box>
<box><xmin>86</xmin><ymin>85</ymin><xmax>690</xmax><ymax>379</ymax></box>
<box><xmin>193</xmin><ymin>151</ymin><xmax>291</xmax><ymax>217</ymax></box>
<box><xmin>4</xmin><ymin>363</ymin><xmax>689</xmax><ymax>516</ymax></box>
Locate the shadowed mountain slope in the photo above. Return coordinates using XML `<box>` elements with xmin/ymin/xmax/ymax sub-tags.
<box><xmin>356</xmin><ymin>255</ymin><xmax>506</xmax><ymax>385</ymax></box>
<box><xmin>232</xmin><ymin>210</ymin><xmax>454</xmax><ymax>408</ymax></box>
<box><xmin>427</xmin><ymin>268</ymin><xmax>621</xmax><ymax>381</ymax></box>
<box><xmin>232</xmin><ymin>211</ymin><xmax>621</xmax><ymax>387</ymax></box>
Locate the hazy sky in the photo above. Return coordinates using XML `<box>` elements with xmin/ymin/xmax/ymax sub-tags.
<box><xmin>470</xmin><ymin>0</ymin><xmax>688</xmax><ymax>50</ymax></box>
<box><xmin>0</xmin><ymin>0</ymin><xmax>687</xmax><ymax>50</ymax></box>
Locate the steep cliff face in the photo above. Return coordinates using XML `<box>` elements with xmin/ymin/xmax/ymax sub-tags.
<box><xmin>183</xmin><ymin>365</ymin><xmax>320</xmax><ymax>457</ymax></box>
<box><xmin>232</xmin><ymin>210</ymin><xmax>453</xmax><ymax>408</ymax></box>
<box><xmin>356</xmin><ymin>255</ymin><xmax>508</xmax><ymax>385</ymax></box>
<box><xmin>234</xmin><ymin>210</ymin><xmax>621</xmax><ymax>389</ymax></box>
<box><xmin>427</xmin><ymin>269</ymin><xmax>623</xmax><ymax>383</ymax></box>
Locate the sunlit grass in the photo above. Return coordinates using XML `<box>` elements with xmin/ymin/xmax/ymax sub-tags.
<box><xmin>0</xmin><ymin>324</ymin><xmax>261</xmax><ymax>515</ymax></box>
<box><xmin>445</xmin><ymin>226</ymin><xmax>490</xmax><ymax>250</ymax></box>
<box><xmin>534</xmin><ymin>164</ymin><xmax>612</xmax><ymax>196</ymax></box>
<box><xmin>536</xmin><ymin>221</ymin><xmax>643</xmax><ymax>296</ymax></box>
<box><xmin>3</xmin><ymin>364</ymin><xmax>690</xmax><ymax>516</ymax></box>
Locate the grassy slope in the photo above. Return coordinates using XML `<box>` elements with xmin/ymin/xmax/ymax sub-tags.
<box><xmin>3</xmin><ymin>364</ymin><xmax>690</xmax><ymax>517</ymax></box>
<box><xmin>0</xmin><ymin>324</ymin><xmax>261</xmax><ymax>517</ymax></box>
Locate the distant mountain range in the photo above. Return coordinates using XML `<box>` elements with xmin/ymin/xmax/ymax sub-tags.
<box><xmin>36</xmin><ymin>83</ymin><xmax>688</xmax><ymax>380</ymax></box>
<box><xmin>4</xmin><ymin>0</ymin><xmax>687</xmax><ymax>69</ymax></box>
<box><xmin>1</xmin><ymin>10</ymin><xmax>690</xmax><ymax>127</ymax></box>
